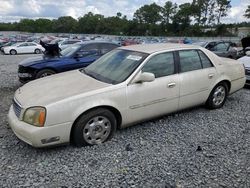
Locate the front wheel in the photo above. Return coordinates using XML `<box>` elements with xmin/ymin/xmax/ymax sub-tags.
<box><xmin>36</xmin><ymin>69</ymin><xmax>56</xmax><ymax>79</ymax></box>
<box><xmin>34</xmin><ymin>49</ymin><xmax>41</xmax><ymax>54</ymax></box>
<box><xmin>72</xmin><ymin>108</ymin><xmax>117</xmax><ymax>147</ymax></box>
<box><xmin>206</xmin><ymin>82</ymin><xmax>228</xmax><ymax>109</ymax></box>
<box><xmin>10</xmin><ymin>49</ymin><xmax>17</xmax><ymax>55</ymax></box>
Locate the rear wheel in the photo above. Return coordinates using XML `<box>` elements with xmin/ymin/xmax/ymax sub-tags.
<box><xmin>206</xmin><ymin>82</ymin><xmax>228</xmax><ymax>109</ymax></box>
<box><xmin>34</xmin><ymin>49</ymin><xmax>41</xmax><ymax>54</ymax></box>
<box><xmin>36</xmin><ymin>69</ymin><xmax>56</xmax><ymax>79</ymax></box>
<box><xmin>72</xmin><ymin>108</ymin><xmax>117</xmax><ymax>147</ymax></box>
<box><xmin>10</xmin><ymin>49</ymin><xmax>17</xmax><ymax>55</ymax></box>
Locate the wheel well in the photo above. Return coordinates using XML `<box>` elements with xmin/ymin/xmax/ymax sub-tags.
<box><xmin>218</xmin><ymin>80</ymin><xmax>231</xmax><ymax>93</ymax></box>
<box><xmin>69</xmin><ymin>106</ymin><xmax>122</xmax><ymax>143</ymax></box>
<box><xmin>36</xmin><ymin>68</ymin><xmax>57</xmax><ymax>74</ymax></box>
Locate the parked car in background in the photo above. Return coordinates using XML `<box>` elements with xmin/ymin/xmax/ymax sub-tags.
<box><xmin>3</xmin><ymin>42</ymin><xmax>44</xmax><ymax>55</ymax></box>
<box><xmin>238</xmin><ymin>51</ymin><xmax>250</xmax><ymax>86</ymax></box>
<box><xmin>58</xmin><ymin>39</ymin><xmax>82</xmax><ymax>51</ymax></box>
<box><xmin>237</xmin><ymin>36</ymin><xmax>250</xmax><ymax>58</ymax></box>
<box><xmin>0</xmin><ymin>41</ymin><xmax>17</xmax><ymax>52</ymax></box>
<box><xmin>8</xmin><ymin>43</ymin><xmax>245</xmax><ymax>148</ymax></box>
<box><xmin>193</xmin><ymin>41</ymin><xmax>237</xmax><ymax>59</ymax></box>
<box><xmin>0</xmin><ymin>40</ymin><xmax>8</xmax><ymax>48</ymax></box>
<box><xmin>18</xmin><ymin>41</ymin><xmax>120</xmax><ymax>83</ymax></box>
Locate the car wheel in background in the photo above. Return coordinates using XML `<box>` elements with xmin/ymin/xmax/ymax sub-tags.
<box><xmin>36</xmin><ymin>69</ymin><xmax>56</xmax><ymax>78</ymax></box>
<box><xmin>34</xmin><ymin>49</ymin><xmax>41</xmax><ymax>54</ymax></box>
<box><xmin>72</xmin><ymin>108</ymin><xmax>117</xmax><ymax>147</ymax></box>
<box><xmin>10</xmin><ymin>49</ymin><xmax>17</xmax><ymax>55</ymax></box>
<box><xmin>206</xmin><ymin>82</ymin><xmax>228</xmax><ymax>109</ymax></box>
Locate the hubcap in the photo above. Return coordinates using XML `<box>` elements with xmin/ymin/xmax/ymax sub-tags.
<box><xmin>41</xmin><ymin>72</ymin><xmax>53</xmax><ymax>77</ymax></box>
<box><xmin>212</xmin><ymin>86</ymin><xmax>226</xmax><ymax>106</ymax></box>
<box><xmin>83</xmin><ymin>116</ymin><xmax>111</xmax><ymax>145</ymax></box>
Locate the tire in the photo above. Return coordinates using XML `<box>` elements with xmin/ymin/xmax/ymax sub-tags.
<box><xmin>206</xmin><ymin>82</ymin><xmax>228</xmax><ymax>109</ymax></box>
<box><xmin>34</xmin><ymin>49</ymin><xmax>41</xmax><ymax>54</ymax></box>
<box><xmin>72</xmin><ymin>108</ymin><xmax>117</xmax><ymax>147</ymax></box>
<box><xmin>10</xmin><ymin>49</ymin><xmax>17</xmax><ymax>55</ymax></box>
<box><xmin>36</xmin><ymin>69</ymin><xmax>56</xmax><ymax>79</ymax></box>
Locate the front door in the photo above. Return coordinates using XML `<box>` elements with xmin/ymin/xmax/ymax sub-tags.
<box><xmin>126</xmin><ymin>51</ymin><xmax>180</xmax><ymax>125</ymax></box>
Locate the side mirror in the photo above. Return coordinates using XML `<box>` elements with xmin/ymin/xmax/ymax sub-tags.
<box><xmin>132</xmin><ymin>72</ymin><xmax>155</xmax><ymax>84</ymax></box>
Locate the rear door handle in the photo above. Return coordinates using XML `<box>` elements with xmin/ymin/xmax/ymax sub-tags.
<box><xmin>168</xmin><ymin>83</ymin><xmax>176</xmax><ymax>88</ymax></box>
<box><xmin>208</xmin><ymin>74</ymin><xmax>214</xmax><ymax>79</ymax></box>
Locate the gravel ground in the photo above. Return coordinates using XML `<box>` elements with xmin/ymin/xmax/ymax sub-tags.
<box><xmin>0</xmin><ymin>53</ymin><xmax>249</xmax><ymax>188</ymax></box>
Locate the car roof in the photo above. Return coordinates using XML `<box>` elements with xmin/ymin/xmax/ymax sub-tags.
<box><xmin>119</xmin><ymin>43</ymin><xmax>201</xmax><ymax>54</ymax></box>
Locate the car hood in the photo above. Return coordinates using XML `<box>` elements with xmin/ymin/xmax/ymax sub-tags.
<box><xmin>238</xmin><ymin>56</ymin><xmax>250</xmax><ymax>68</ymax></box>
<box><xmin>19</xmin><ymin>55</ymin><xmax>61</xmax><ymax>66</ymax></box>
<box><xmin>15</xmin><ymin>70</ymin><xmax>111</xmax><ymax>107</ymax></box>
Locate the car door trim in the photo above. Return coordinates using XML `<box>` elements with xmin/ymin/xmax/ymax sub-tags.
<box><xmin>129</xmin><ymin>96</ymin><xmax>179</xmax><ymax>109</ymax></box>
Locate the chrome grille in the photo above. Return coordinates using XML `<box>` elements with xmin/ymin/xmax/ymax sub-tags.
<box><xmin>246</xmin><ymin>69</ymin><xmax>250</xmax><ymax>76</ymax></box>
<box><xmin>13</xmin><ymin>99</ymin><xmax>22</xmax><ymax>118</ymax></box>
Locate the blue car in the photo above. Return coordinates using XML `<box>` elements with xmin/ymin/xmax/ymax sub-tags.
<box><xmin>18</xmin><ymin>41</ymin><xmax>120</xmax><ymax>83</ymax></box>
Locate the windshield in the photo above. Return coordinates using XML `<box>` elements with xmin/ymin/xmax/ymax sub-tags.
<box><xmin>83</xmin><ymin>49</ymin><xmax>148</xmax><ymax>84</ymax></box>
<box><xmin>60</xmin><ymin>44</ymin><xmax>81</xmax><ymax>57</ymax></box>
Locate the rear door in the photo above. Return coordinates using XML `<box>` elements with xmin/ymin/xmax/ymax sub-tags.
<box><xmin>178</xmin><ymin>49</ymin><xmax>217</xmax><ymax>109</ymax></box>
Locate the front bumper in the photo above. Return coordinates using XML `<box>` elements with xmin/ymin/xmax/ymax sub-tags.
<box><xmin>18</xmin><ymin>65</ymin><xmax>36</xmax><ymax>82</ymax></box>
<box><xmin>8</xmin><ymin>105</ymin><xmax>72</xmax><ymax>148</ymax></box>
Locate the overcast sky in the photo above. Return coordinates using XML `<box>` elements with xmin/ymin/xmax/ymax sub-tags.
<box><xmin>0</xmin><ymin>0</ymin><xmax>249</xmax><ymax>23</ymax></box>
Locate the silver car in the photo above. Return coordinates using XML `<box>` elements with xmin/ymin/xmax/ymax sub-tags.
<box><xmin>193</xmin><ymin>41</ymin><xmax>237</xmax><ymax>59</ymax></box>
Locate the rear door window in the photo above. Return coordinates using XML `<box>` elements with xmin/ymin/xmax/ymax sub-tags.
<box><xmin>179</xmin><ymin>50</ymin><xmax>202</xmax><ymax>73</ymax></box>
<box><xmin>198</xmin><ymin>50</ymin><xmax>214</xmax><ymax>68</ymax></box>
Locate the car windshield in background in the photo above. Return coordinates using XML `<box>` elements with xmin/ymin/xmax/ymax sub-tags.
<box><xmin>193</xmin><ymin>42</ymin><xmax>207</xmax><ymax>47</ymax></box>
<box><xmin>60</xmin><ymin>44</ymin><xmax>81</xmax><ymax>57</ymax></box>
<box><xmin>83</xmin><ymin>49</ymin><xmax>148</xmax><ymax>84</ymax></box>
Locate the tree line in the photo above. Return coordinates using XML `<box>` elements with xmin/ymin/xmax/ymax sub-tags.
<box><xmin>0</xmin><ymin>0</ymin><xmax>249</xmax><ymax>37</ymax></box>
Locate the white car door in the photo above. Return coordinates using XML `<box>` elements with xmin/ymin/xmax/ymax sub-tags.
<box><xmin>17</xmin><ymin>43</ymin><xmax>29</xmax><ymax>53</ymax></box>
<box><xmin>178</xmin><ymin>49</ymin><xmax>217</xmax><ymax>109</ymax></box>
<box><xmin>126</xmin><ymin>52</ymin><xmax>180</xmax><ymax>124</ymax></box>
<box><xmin>27</xmin><ymin>43</ymin><xmax>36</xmax><ymax>53</ymax></box>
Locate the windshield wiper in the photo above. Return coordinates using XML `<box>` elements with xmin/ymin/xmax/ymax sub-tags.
<box><xmin>80</xmin><ymin>69</ymin><xmax>98</xmax><ymax>80</ymax></box>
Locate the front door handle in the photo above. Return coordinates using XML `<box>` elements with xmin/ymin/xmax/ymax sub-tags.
<box><xmin>208</xmin><ymin>74</ymin><xmax>214</xmax><ymax>79</ymax></box>
<box><xmin>168</xmin><ymin>83</ymin><xmax>176</xmax><ymax>88</ymax></box>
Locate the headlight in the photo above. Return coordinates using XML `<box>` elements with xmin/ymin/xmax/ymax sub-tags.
<box><xmin>23</xmin><ymin>107</ymin><xmax>46</xmax><ymax>127</ymax></box>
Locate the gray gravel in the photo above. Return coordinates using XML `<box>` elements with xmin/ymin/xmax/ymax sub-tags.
<box><xmin>0</xmin><ymin>53</ymin><xmax>249</xmax><ymax>188</ymax></box>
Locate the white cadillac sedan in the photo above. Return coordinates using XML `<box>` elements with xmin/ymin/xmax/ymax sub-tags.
<box><xmin>3</xmin><ymin>42</ymin><xmax>44</xmax><ymax>55</ymax></box>
<box><xmin>8</xmin><ymin>44</ymin><xmax>246</xmax><ymax>148</ymax></box>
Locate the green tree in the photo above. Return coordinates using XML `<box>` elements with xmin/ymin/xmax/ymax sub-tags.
<box><xmin>244</xmin><ymin>5</ymin><xmax>250</xmax><ymax>18</ymax></box>
<box><xmin>17</xmin><ymin>19</ymin><xmax>36</xmax><ymax>32</ymax></box>
<box><xmin>162</xmin><ymin>1</ymin><xmax>177</xmax><ymax>24</ymax></box>
<box><xmin>172</xmin><ymin>3</ymin><xmax>193</xmax><ymax>34</ymax></box>
<box><xmin>78</xmin><ymin>12</ymin><xmax>104</xmax><ymax>34</ymax></box>
<box><xmin>53</xmin><ymin>16</ymin><xmax>77</xmax><ymax>33</ymax></box>
<box><xmin>134</xmin><ymin>3</ymin><xmax>162</xmax><ymax>24</ymax></box>
<box><xmin>33</xmin><ymin>18</ymin><xmax>52</xmax><ymax>33</ymax></box>
<box><xmin>215</xmin><ymin>0</ymin><xmax>231</xmax><ymax>24</ymax></box>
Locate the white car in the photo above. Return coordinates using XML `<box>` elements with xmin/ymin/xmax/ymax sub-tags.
<box><xmin>8</xmin><ymin>44</ymin><xmax>246</xmax><ymax>148</ymax></box>
<box><xmin>238</xmin><ymin>51</ymin><xmax>250</xmax><ymax>86</ymax></box>
<box><xmin>3</xmin><ymin>42</ymin><xmax>44</xmax><ymax>55</ymax></box>
<box><xmin>58</xmin><ymin>39</ymin><xmax>82</xmax><ymax>51</ymax></box>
